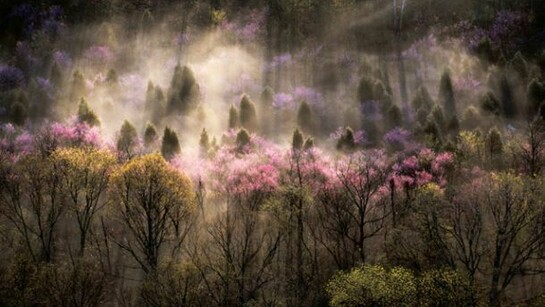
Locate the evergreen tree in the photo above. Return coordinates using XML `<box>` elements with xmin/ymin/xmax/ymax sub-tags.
<box><xmin>357</xmin><ymin>77</ymin><xmax>375</xmax><ymax>103</ymax></box>
<box><xmin>117</xmin><ymin>120</ymin><xmax>138</xmax><ymax>158</ymax></box>
<box><xmin>412</xmin><ymin>86</ymin><xmax>434</xmax><ymax>112</ymax></box>
<box><xmin>439</xmin><ymin>70</ymin><xmax>456</xmax><ymax>115</ymax></box>
<box><xmin>228</xmin><ymin>105</ymin><xmax>239</xmax><ymax>130</ymax></box>
<box><xmin>167</xmin><ymin>64</ymin><xmax>199</xmax><ymax>115</ymax></box>
<box><xmin>303</xmin><ymin>137</ymin><xmax>314</xmax><ymax>150</ymax></box>
<box><xmin>336</xmin><ymin>127</ymin><xmax>356</xmax><ymax>152</ymax></box>
<box><xmin>373</xmin><ymin>80</ymin><xmax>386</xmax><ymax>100</ymax></box>
<box><xmin>447</xmin><ymin>115</ymin><xmax>460</xmax><ymax>135</ymax></box>
<box><xmin>510</xmin><ymin>52</ymin><xmax>527</xmax><ymax>81</ymax></box>
<box><xmin>499</xmin><ymin>75</ymin><xmax>516</xmax><ymax>119</ymax></box>
<box><xmin>527</xmin><ymin>79</ymin><xmax>545</xmax><ymax>120</ymax></box>
<box><xmin>480</xmin><ymin>92</ymin><xmax>501</xmax><ymax>116</ymax></box>
<box><xmin>487</xmin><ymin>128</ymin><xmax>503</xmax><ymax>156</ymax></box>
<box><xmin>70</xmin><ymin>70</ymin><xmax>86</xmax><ymax>103</ymax></box>
<box><xmin>161</xmin><ymin>127</ymin><xmax>181</xmax><ymax>160</ymax></box>
<box><xmin>144</xmin><ymin>122</ymin><xmax>158</xmax><ymax>147</ymax></box>
<box><xmin>423</xmin><ymin>120</ymin><xmax>442</xmax><ymax>146</ymax></box>
<box><xmin>384</xmin><ymin>104</ymin><xmax>402</xmax><ymax>131</ymax></box>
<box><xmin>429</xmin><ymin>105</ymin><xmax>446</xmax><ymax>132</ymax></box>
<box><xmin>145</xmin><ymin>82</ymin><xmax>166</xmax><ymax>125</ymax></box>
<box><xmin>10</xmin><ymin>102</ymin><xmax>27</xmax><ymax>126</ymax></box>
<box><xmin>106</xmin><ymin>68</ymin><xmax>118</xmax><ymax>84</ymax></box>
<box><xmin>538</xmin><ymin>50</ymin><xmax>545</xmax><ymax>73</ymax></box>
<box><xmin>416</xmin><ymin>107</ymin><xmax>428</xmax><ymax>126</ymax></box>
<box><xmin>236</xmin><ymin>129</ymin><xmax>251</xmax><ymax>152</ymax></box>
<box><xmin>239</xmin><ymin>95</ymin><xmax>258</xmax><ymax>132</ymax></box>
<box><xmin>292</xmin><ymin>128</ymin><xmax>304</xmax><ymax>150</ymax></box>
<box><xmin>297</xmin><ymin>101</ymin><xmax>313</xmax><ymax>134</ymax></box>
<box><xmin>461</xmin><ymin>107</ymin><xmax>480</xmax><ymax>131</ymax></box>
<box><xmin>77</xmin><ymin>97</ymin><xmax>100</xmax><ymax>127</ymax></box>
<box><xmin>260</xmin><ymin>86</ymin><xmax>274</xmax><ymax>108</ymax></box>
<box><xmin>199</xmin><ymin>128</ymin><xmax>210</xmax><ymax>156</ymax></box>
<box><xmin>50</xmin><ymin>62</ymin><xmax>63</xmax><ymax>90</ymax></box>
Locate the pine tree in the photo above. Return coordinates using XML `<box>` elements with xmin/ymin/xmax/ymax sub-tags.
<box><xmin>117</xmin><ymin>120</ymin><xmax>138</xmax><ymax>158</ymax></box>
<box><xmin>527</xmin><ymin>79</ymin><xmax>545</xmax><ymax>120</ymax></box>
<box><xmin>199</xmin><ymin>128</ymin><xmax>210</xmax><ymax>156</ymax></box>
<box><xmin>429</xmin><ymin>105</ymin><xmax>446</xmax><ymax>132</ymax></box>
<box><xmin>303</xmin><ymin>137</ymin><xmax>314</xmax><ymax>150</ymax></box>
<box><xmin>50</xmin><ymin>62</ymin><xmax>63</xmax><ymax>90</ymax></box>
<box><xmin>10</xmin><ymin>102</ymin><xmax>27</xmax><ymax>126</ymax></box>
<box><xmin>70</xmin><ymin>70</ymin><xmax>86</xmax><ymax>103</ymax></box>
<box><xmin>236</xmin><ymin>129</ymin><xmax>251</xmax><ymax>152</ymax></box>
<box><xmin>296</xmin><ymin>101</ymin><xmax>313</xmax><ymax>134</ymax></box>
<box><xmin>145</xmin><ymin>82</ymin><xmax>166</xmax><ymax>125</ymax></box>
<box><xmin>144</xmin><ymin>122</ymin><xmax>158</xmax><ymax>147</ymax></box>
<box><xmin>461</xmin><ymin>107</ymin><xmax>480</xmax><ymax>131</ymax></box>
<box><xmin>292</xmin><ymin>128</ymin><xmax>304</xmax><ymax>150</ymax></box>
<box><xmin>416</xmin><ymin>107</ymin><xmax>428</xmax><ymax>126</ymax></box>
<box><xmin>357</xmin><ymin>77</ymin><xmax>375</xmax><ymax>103</ymax></box>
<box><xmin>412</xmin><ymin>86</ymin><xmax>434</xmax><ymax>112</ymax></box>
<box><xmin>423</xmin><ymin>120</ymin><xmax>442</xmax><ymax>146</ymax></box>
<box><xmin>239</xmin><ymin>95</ymin><xmax>258</xmax><ymax>131</ymax></box>
<box><xmin>228</xmin><ymin>105</ymin><xmax>239</xmax><ymax>130</ymax></box>
<box><xmin>384</xmin><ymin>104</ymin><xmax>402</xmax><ymax>131</ymax></box>
<box><xmin>77</xmin><ymin>97</ymin><xmax>100</xmax><ymax>127</ymax></box>
<box><xmin>260</xmin><ymin>86</ymin><xmax>274</xmax><ymax>107</ymax></box>
<box><xmin>447</xmin><ymin>115</ymin><xmax>460</xmax><ymax>135</ymax></box>
<box><xmin>373</xmin><ymin>80</ymin><xmax>386</xmax><ymax>100</ymax></box>
<box><xmin>167</xmin><ymin>64</ymin><xmax>199</xmax><ymax>115</ymax></box>
<box><xmin>510</xmin><ymin>51</ymin><xmax>527</xmax><ymax>81</ymax></box>
<box><xmin>487</xmin><ymin>128</ymin><xmax>503</xmax><ymax>156</ymax></box>
<box><xmin>499</xmin><ymin>75</ymin><xmax>516</xmax><ymax>118</ymax></box>
<box><xmin>480</xmin><ymin>92</ymin><xmax>501</xmax><ymax>116</ymax></box>
<box><xmin>106</xmin><ymin>68</ymin><xmax>118</xmax><ymax>84</ymax></box>
<box><xmin>336</xmin><ymin>127</ymin><xmax>356</xmax><ymax>152</ymax></box>
<box><xmin>161</xmin><ymin>127</ymin><xmax>181</xmax><ymax>160</ymax></box>
<box><xmin>439</xmin><ymin>70</ymin><xmax>456</xmax><ymax>115</ymax></box>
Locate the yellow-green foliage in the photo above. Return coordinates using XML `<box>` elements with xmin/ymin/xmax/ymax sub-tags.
<box><xmin>327</xmin><ymin>265</ymin><xmax>417</xmax><ymax>307</ymax></box>
<box><xmin>110</xmin><ymin>153</ymin><xmax>195</xmax><ymax>215</ymax></box>
<box><xmin>457</xmin><ymin>131</ymin><xmax>485</xmax><ymax>162</ymax></box>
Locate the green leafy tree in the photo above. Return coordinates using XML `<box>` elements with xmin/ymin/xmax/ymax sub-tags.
<box><xmin>327</xmin><ymin>265</ymin><xmax>417</xmax><ymax>307</ymax></box>
<box><xmin>53</xmin><ymin>147</ymin><xmax>116</xmax><ymax>256</ymax></box>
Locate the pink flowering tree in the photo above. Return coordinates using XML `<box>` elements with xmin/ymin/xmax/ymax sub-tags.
<box><xmin>192</xmin><ymin>138</ymin><xmax>284</xmax><ymax>306</ymax></box>
<box><xmin>314</xmin><ymin>149</ymin><xmax>390</xmax><ymax>268</ymax></box>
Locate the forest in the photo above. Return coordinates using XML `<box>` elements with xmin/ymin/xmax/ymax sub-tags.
<box><xmin>1</xmin><ymin>0</ymin><xmax>545</xmax><ymax>306</ymax></box>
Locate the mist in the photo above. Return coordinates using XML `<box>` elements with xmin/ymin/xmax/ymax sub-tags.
<box><xmin>1</xmin><ymin>1</ymin><xmax>545</xmax><ymax>306</ymax></box>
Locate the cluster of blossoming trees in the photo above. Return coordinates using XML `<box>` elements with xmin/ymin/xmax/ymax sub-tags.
<box><xmin>1</xmin><ymin>111</ymin><xmax>545</xmax><ymax>306</ymax></box>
